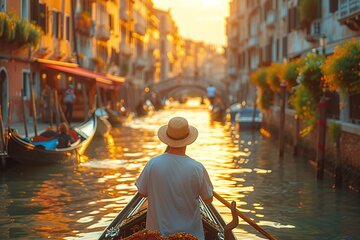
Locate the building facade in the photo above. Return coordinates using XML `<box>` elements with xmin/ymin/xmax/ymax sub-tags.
<box><xmin>226</xmin><ymin>0</ymin><xmax>360</xmax><ymax>106</ymax></box>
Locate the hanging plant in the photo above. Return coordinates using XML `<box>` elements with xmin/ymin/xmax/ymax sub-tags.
<box><xmin>322</xmin><ymin>39</ymin><xmax>360</xmax><ymax>94</ymax></box>
<box><xmin>28</xmin><ymin>24</ymin><xmax>42</xmax><ymax>47</ymax></box>
<box><xmin>0</xmin><ymin>12</ymin><xmax>7</xmax><ymax>38</ymax></box>
<box><xmin>289</xmin><ymin>85</ymin><xmax>317</xmax><ymax>135</ymax></box>
<box><xmin>251</xmin><ymin>68</ymin><xmax>274</xmax><ymax>111</ymax></box>
<box><xmin>15</xmin><ymin>18</ymin><xmax>30</xmax><ymax>44</ymax></box>
<box><xmin>282</xmin><ymin>57</ymin><xmax>305</xmax><ymax>90</ymax></box>
<box><xmin>250</xmin><ymin>67</ymin><xmax>267</xmax><ymax>89</ymax></box>
<box><xmin>0</xmin><ymin>12</ymin><xmax>42</xmax><ymax>47</ymax></box>
<box><xmin>289</xmin><ymin>53</ymin><xmax>325</xmax><ymax>134</ymax></box>
<box><xmin>266</xmin><ymin>63</ymin><xmax>284</xmax><ymax>93</ymax></box>
<box><xmin>4</xmin><ymin>16</ymin><xmax>16</xmax><ymax>41</ymax></box>
<box><xmin>296</xmin><ymin>53</ymin><xmax>325</xmax><ymax>103</ymax></box>
<box><xmin>257</xmin><ymin>87</ymin><xmax>274</xmax><ymax>111</ymax></box>
<box><xmin>299</xmin><ymin>0</ymin><xmax>320</xmax><ymax>29</ymax></box>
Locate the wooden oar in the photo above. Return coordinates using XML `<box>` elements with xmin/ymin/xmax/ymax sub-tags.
<box><xmin>213</xmin><ymin>191</ymin><xmax>277</xmax><ymax>240</ymax></box>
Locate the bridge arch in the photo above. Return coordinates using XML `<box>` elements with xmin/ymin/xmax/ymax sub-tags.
<box><xmin>149</xmin><ymin>78</ymin><xmax>224</xmax><ymax>102</ymax></box>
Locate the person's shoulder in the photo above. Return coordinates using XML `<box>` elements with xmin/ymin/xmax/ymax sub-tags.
<box><xmin>186</xmin><ymin>156</ymin><xmax>205</xmax><ymax>168</ymax></box>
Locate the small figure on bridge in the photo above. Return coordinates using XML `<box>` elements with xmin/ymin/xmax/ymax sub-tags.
<box><xmin>135</xmin><ymin>117</ymin><xmax>214</xmax><ymax>240</ymax></box>
<box><xmin>207</xmin><ymin>84</ymin><xmax>216</xmax><ymax>105</ymax></box>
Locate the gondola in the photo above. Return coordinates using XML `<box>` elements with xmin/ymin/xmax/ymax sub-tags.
<box><xmin>98</xmin><ymin>193</ymin><xmax>237</xmax><ymax>240</ymax></box>
<box><xmin>7</xmin><ymin>114</ymin><xmax>97</xmax><ymax>165</ymax></box>
<box><xmin>95</xmin><ymin>108</ymin><xmax>112</xmax><ymax>137</ymax></box>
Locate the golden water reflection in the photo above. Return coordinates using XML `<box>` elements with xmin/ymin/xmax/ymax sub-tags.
<box><xmin>2</xmin><ymin>100</ymin><xmax>360</xmax><ymax>240</ymax></box>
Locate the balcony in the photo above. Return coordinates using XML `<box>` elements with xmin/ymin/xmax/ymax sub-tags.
<box><xmin>120</xmin><ymin>9</ymin><xmax>129</xmax><ymax>21</ymax></box>
<box><xmin>230</xmin><ymin>14</ymin><xmax>238</xmax><ymax>24</ymax></box>
<box><xmin>134</xmin><ymin>23</ymin><xmax>146</xmax><ymax>35</ymax></box>
<box><xmin>248</xmin><ymin>35</ymin><xmax>259</xmax><ymax>48</ymax></box>
<box><xmin>96</xmin><ymin>25</ymin><xmax>110</xmax><ymax>41</ymax></box>
<box><xmin>75</xmin><ymin>13</ymin><xmax>96</xmax><ymax>37</ymax></box>
<box><xmin>338</xmin><ymin>0</ymin><xmax>360</xmax><ymax>30</ymax></box>
<box><xmin>120</xmin><ymin>43</ymin><xmax>131</xmax><ymax>56</ymax></box>
<box><xmin>227</xmin><ymin>67</ymin><xmax>238</xmax><ymax>78</ymax></box>
<box><xmin>134</xmin><ymin>57</ymin><xmax>146</xmax><ymax>69</ymax></box>
<box><xmin>305</xmin><ymin>19</ymin><xmax>321</xmax><ymax>43</ymax></box>
<box><xmin>266</xmin><ymin>10</ymin><xmax>275</xmax><ymax>27</ymax></box>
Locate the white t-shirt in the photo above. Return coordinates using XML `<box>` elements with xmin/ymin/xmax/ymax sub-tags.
<box><xmin>207</xmin><ymin>86</ymin><xmax>216</xmax><ymax>98</ymax></box>
<box><xmin>135</xmin><ymin>153</ymin><xmax>213</xmax><ymax>240</ymax></box>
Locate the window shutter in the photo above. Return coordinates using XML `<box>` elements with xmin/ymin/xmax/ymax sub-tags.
<box><xmin>329</xmin><ymin>0</ymin><xmax>338</xmax><ymax>13</ymax></box>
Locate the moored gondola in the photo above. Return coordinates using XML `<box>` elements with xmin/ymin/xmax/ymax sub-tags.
<box><xmin>7</xmin><ymin>114</ymin><xmax>97</xmax><ymax>165</ymax></box>
<box><xmin>98</xmin><ymin>193</ymin><xmax>237</xmax><ymax>240</ymax></box>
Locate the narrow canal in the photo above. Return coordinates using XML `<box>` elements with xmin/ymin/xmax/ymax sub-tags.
<box><xmin>1</xmin><ymin>100</ymin><xmax>360</xmax><ymax>240</ymax></box>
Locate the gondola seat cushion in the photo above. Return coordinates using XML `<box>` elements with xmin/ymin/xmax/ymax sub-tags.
<box><xmin>32</xmin><ymin>139</ymin><xmax>58</xmax><ymax>150</ymax></box>
<box><xmin>68</xmin><ymin>129</ymin><xmax>78</xmax><ymax>142</ymax></box>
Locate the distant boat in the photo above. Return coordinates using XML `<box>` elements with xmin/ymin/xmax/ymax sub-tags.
<box><xmin>234</xmin><ymin>106</ymin><xmax>262</xmax><ymax>130</ymax></box>
<box><xmin>95</xmin><ymin>108</ymin><xmax>112</xmax><ymax>136</ymax></box>
<box><xmin>7</xmin><ymin>114</ymin><xmax>97</xmax><ymax>165</ymax></box>
<box><xmin>209</xmin><ymin>104</ymin><xmax>225</xmax><ymax>122</ymax></box>
<box><xmin>98</xmin><ymin>193</ymin><xmax>237</xmax><ymax>240</ymax></box>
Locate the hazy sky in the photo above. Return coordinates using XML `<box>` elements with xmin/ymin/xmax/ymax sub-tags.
<box><xmin>153</xmin><ymin>0</ymin><xmax>229</xmax><ymax>46</ymax></box>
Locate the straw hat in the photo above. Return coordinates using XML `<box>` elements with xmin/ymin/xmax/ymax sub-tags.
<box><xmin>158</xmin><ymin>117</ymin><xmax>198</xmax><ymax>148</ymax></box>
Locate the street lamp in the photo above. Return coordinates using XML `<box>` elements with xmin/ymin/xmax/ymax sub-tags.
<box><xmin>319</xmin><ymin>35</ymin><xmax>327</xmax><ymax>55</ymax></box>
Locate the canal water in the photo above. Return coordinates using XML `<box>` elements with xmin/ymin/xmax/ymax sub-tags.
<box><xmin>1</xmin><ymin>100</ymin><xmax>360</xmax><ymax>240</ymax></box>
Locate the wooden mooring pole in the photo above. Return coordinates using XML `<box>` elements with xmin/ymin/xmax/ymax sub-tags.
<box><xmin>279</xmin><ymin>81</ymin><xmax>287</xmax><ymax>158</ymax></box>
<box><xmin>29</xmin><ymin>73</ymin><xmax>38</xmax><ymax>136</ymax></box>
<box><xmin>316</xmin><ymin>96</ymin><xmax>328</xmax><ymax>180</ymax></box>
<box><xmin>293</xmin><ymin>115</ymin><xmax>300</xmax><ymax>156</ymax></box>
<box><xmin>54</xmin><ymin>89</ymin><xmax>60</xmax><ymax>128</ymax></box>
<box><xmin>21</xmin><ymin>89</ymin><xmax>28</xmax><ymax>138</ymax></box>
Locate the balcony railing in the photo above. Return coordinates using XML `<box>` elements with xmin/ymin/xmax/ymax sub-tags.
<box><xmin>134</xmin><ymin>23</ymin><xmax>146</xmax><ymax>35</ymax></box>
<box><xmin>120</xmin><ymin>9</ymin><xmax>129</xmax><ymax>21</ymax></box>
<box><xmin>120</xmin><ymin>43</ymin><xmax>131</xmax><ymax>55</ymax></box>
<box><xmin>135</xmin><ymin>57</ymin><xmax>146</xmax><ymax>68</ymax></box>
<box><xmin>96</xmin><ymin>24</ymin><xmax>110</xmax><ymax>41</ymax></box>
<box><xmin>248</xmin><ymin>35</ymin><xmax>259</xmax><ymax>47</ymax></box>
<box><xmin>227</xmin><ymin>67</ymin><xmax>238</xmax><ymax>77</ymax></box>
<box><xmin>338</xmin><ymin>0</ymin><xmax>360</xmax><ymax>20</ymax></box>
<box><xmin>75</xmin><ymin>13</ymin><xmax>96</xmax><ymax>37</ymax></box>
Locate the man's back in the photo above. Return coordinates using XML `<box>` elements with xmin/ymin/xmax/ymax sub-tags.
<box><xmin>136</xmin><ymin>153</ymin><xmax>213</xmax><ymax>239</ymax></box>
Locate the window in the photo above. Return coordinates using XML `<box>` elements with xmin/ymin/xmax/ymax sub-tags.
<box><xmin>39</xmin><ymin>4</ymin><xmax>47</xmax><ymax>33</ymax></box>
<box><xmin>81</xmin><ymin>0</ymin><xmax>91</xmax><ymax>14</ymax></box>
<box><xmin>66</xmin><ymin>16</ymin><xmax>70</xmax><ymax>40</ymax></box>
<box><xmin>21</xmin><ymin>0</ymin><xmax>28</xmax><ymax>19</ymax></box>
<box><xmin>109</xmin><ymin>14</ymin><xmax>114</xmax><ymax>31</ymax></box>
<box><xmin>53</xmin><ymin>11</ymin><xmax>61</xmax><ymax>39</ymax></box>
<box><xmin>329</xmin><ymin>0</ymin><xmax>338</xmax><ymax>13</ymax></box>
<box><xmin>282</xmin><ymin>36</ymin><xmax>287</xmax><ymax>58</ymax></box>
<box><xmin>0</xmin><ymin>0</ymin><xmax>6</xmax><ymax>12</ymax></box>
<box><xmin>22</xmin><ymin>71</ymin><xmax>30</xmax><ymax>99</ymax></box>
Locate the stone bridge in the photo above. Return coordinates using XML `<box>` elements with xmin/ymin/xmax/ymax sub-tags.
<box><xmin>149</xmin><ymin>78</ymin><xmax>210</xmax><ymax>99</ymax></box>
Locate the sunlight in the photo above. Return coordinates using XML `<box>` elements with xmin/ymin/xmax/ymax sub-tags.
<box><xmin>153</xmin><ymin>0</ymin><xmax>228</xmax><ymax>45</ymax></box>
<box><xmin>201</xmin><ymin>0</ymin><xmax>222</xmax><ymax>7</ymax></box>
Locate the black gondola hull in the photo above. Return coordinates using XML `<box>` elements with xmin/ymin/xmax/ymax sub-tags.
<box><xmin>7</xmin><ymin>114</ymin><xmax>97</xmax><ymax>165</ymax></box>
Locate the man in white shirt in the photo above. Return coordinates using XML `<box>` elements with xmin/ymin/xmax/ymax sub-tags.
<box><xmin>136</xmin><ymin>117</ymin><xmax>214</xmax><ymax>240</ymax></box>
<box><xmin>207</xmin><ymin>84</ymin><xmax>216</xmax><ymax>105</ymax></box>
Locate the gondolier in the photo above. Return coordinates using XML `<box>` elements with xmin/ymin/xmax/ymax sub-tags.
<box><xmin>135</xmin><ymin>117</ymin><xmax>214</xmax><ymax>240</ymax></box>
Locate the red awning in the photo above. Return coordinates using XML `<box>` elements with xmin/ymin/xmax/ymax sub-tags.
<box><xmin>37</xmin><ymin>59</ymin><xmax>125</xmax><ymax>88</ymax></box>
